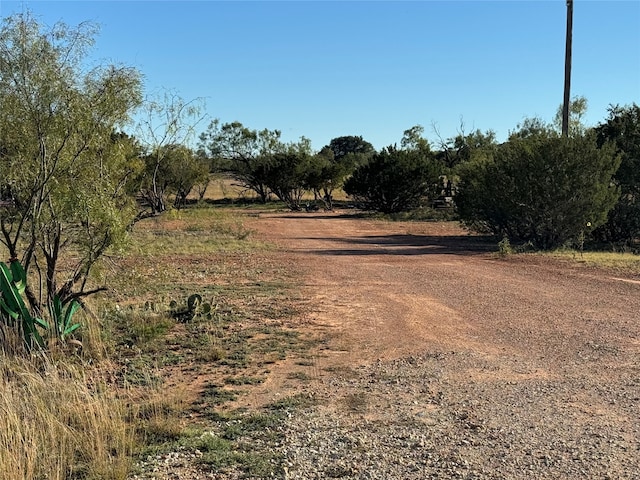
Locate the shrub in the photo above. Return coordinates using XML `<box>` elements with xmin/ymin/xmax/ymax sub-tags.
<box><xmin>456</xmin><ymin>133</ymin><xmax>620</xmax><ymax>249</ymax></box>
<box><xmin>344</xmin><ymin>146</ymin><xmax>441</xmax><ymax>213</ymax></box>
<box><xmin>593</xmin><ymin>104</ymin><xmax>640</xmax><ymax>244</ymax></box>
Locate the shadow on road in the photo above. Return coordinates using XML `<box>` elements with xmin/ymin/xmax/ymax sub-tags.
<box><xmin>306</xmin><ymin>234</ymin><xmax>497</xmax><ymax>256</ymax></box>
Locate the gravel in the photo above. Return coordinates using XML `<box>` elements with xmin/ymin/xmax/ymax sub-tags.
<box><xmin>280</xmin><ymin>351</ymin><xmax>640</xmax><ymax>480</ymax></box>
<box><xmin>129</xmin><ymin>214</ymin><xmax>640</xmax><ymax>479</ymax></box>
<box><xmin>130</xmin><ymin>319</ymin><xmax>640</xmax><ymax>480</ymax></box>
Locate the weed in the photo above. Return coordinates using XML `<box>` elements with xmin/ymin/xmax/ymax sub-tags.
<box><xmin>267</xmin><ymin>393</ymin><xmax>317</xmax><ymax>412</ymax></box>
<box><xmin>497</xmin><ymin>236</ymin><xmax>513</xmax><ymax>256</ymax></box>
<box><xmin>224</xmin><ymin>375</ymin><xmax>265</xmax><ymax>385</ymax></box>
<box><xmin>287</xmin><ymin>371</ymin><xmax>312</xmax><ymax>381</ymax></box>
<box><xmin>195</xmin><ymin>345</ymin><xmax>226</xmax><ymax>363</ymax></box>
<box><xmin>177</xmin><ymin>410</ymin><xmax>285</xmax><ymax>477</ymax></box>
<box><xmin>122</xmin><ymin>311</ymin><xmax>175</xmax><ymax>348</ymax></box>
<box><xmin>199</xmin><ymin>383</ymin><xmax>240</xmax><ymax>406</ymax></box>
<box><xmin>120</xmin><ymin>356</ymin><xmax>163</xmax><ymax>387</ymax></box>
<box><xmin>137</xmin><ymin>414</ymin><xmax>184</xmax><ymax>446</ymax></box>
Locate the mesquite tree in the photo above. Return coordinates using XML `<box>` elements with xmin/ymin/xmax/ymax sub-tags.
<box><xmin>0</xmin><ymin>12</ymin><xmax>142</xmax><ymax>315</ymax></box>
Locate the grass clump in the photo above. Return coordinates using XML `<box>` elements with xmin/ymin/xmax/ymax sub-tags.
<box><xmin>175</xmin><ymin>409</ymin><xmax>289</xmax><ymax>477</ymax></box>
<box><xmin>113</xmin><ymin>309</ymin><xmax>175</xmax><ymax>348</ymax></box>
<box><xmin>0</xmin><ymin>355</ymin><xmax>133</xmax><ymax>480</ymax></box>
<box><xmin>189</xmin><ymin>431</ymin><xmax>282</xmax><ymax>477</ymax></box>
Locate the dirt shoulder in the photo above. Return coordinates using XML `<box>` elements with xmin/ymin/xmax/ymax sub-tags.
<box><xmin>241</xmin><ymin>210</ymin><xmax>640</xmax><ymax>479</ymax></box>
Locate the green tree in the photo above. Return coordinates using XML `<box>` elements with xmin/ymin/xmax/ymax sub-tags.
<box><xmin>401</xmin><ymin>125</ymin><xmax>431</xmax><ymax>154</ymax></box>
<box><xmin>304</xmin><ymin>147</ymin><xmax>339</xmax><ymax>210</ymax></box>
<box><xmin>508</xmin><ymin>117</ymin><xmax>557</xmax><ymax>140</ymax></box>
<box><xmin>138</xmin><ymin>145</ymin><xmax>210</xmax><ymax>209</ymax></box>
<box><xmin>456</xmin><ymin>131</ymin><xmax>620</xmax><ymax>249</ymax></box>
<box><xmin>198</xmin><ymin>120</ymin><xmax>284</xmax><ymax>202</ymax></box>
<box><xmin>136</xmin><ymin>92</ymin><xmax>206</xmax><ymax>214</ymax></box>
<box><xmin>301</xmin><ymin>135</ymin><xmax>376</xmax><ymax>209</ymax></box>
<box><xmin>0</xmin><ymin>13</ymin><xmax>142</xmax><ymax>317</ymax></box>
<box><xmin>262</xmin><ymin>152</ymin><xmax>309</xmax><ymax>211</ymax></box>
<box><xmin>344</xmin><ymin>145</ymin><xmax>441</xmax><ymax>214</ymax></box>
<box><xmin>592</xmin><ymin>103</ymin><xmax>640</xmax><ymax>244</ymax></box>
<box><xmin>258</xmin><ymin>137</ymin><xmax>313</xmax><ymax>211</ymax></box>
<box><xmin>435</xmin><ymin>128</ymin><xmax>498</xmax><ymax>169</ymax></box>
<box><xmin>327</xmin><ymin>135</ymin><xmax>375</xmax><ymax>162</ymax></box>
<box><xmin>554</xmin><ymin>95</ymin><xmax>589</xmax><ymax>137</ymax></box>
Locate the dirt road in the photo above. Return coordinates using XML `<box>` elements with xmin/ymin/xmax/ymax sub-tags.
<box><xmin>245</xmin><ymin>211</ymin><xmax>640</xmax><ymax>479</ymax></box>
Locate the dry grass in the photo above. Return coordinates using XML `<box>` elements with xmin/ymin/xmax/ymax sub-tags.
<box><xmin>0</xmin><ymin>192</ymin><xmax>318</xmax><ymax>478</ymax></box>
<box><xmin>0</xmin><ymin>354</ymin><xmax>134</xmax><ymax>480</ymax></box>
<box><xmin>545</xmin><ymin>249</ymin><xmax>640</xmax><ymax>276</ymax></box>
<box><xmin>202</xmin><ymin>175</ymin><xmax>258</xmax><ymax>202</ymax></box>
<box><xmin>201</xmin><ymin>174</ymin><xmax>350</xmax><ymax>203</ymax></box>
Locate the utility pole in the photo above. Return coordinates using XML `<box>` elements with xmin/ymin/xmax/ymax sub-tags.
<box><xmin>562</xmin><ymin>0</ymin><xmax>574</xmax><ymax>137</ymax></box>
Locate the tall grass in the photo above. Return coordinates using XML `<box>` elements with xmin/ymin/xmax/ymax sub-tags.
<box><xmin>0</xmin><ymin>354</ymin><xmax>134</xmax><ymax>480</ymax></box>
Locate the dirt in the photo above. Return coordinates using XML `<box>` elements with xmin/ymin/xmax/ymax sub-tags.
<box><xmin>135</xmin><ymin>209</ymin><xmax>640</xmax><ymax>479</ymax></box>
<box><xmin>242</xmin><ymin>210</ymin><xmax>640</xmax><ymax>478</ymax></box>
<box><xmin>243</xmin><ymin>211</ymin><xmax>637</xmax><ymax>380</ymax></box>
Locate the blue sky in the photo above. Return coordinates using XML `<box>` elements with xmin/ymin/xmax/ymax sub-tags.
<box><xmin>1</xmin><ymin>0</ymin><xmax>638</xmax><ymax>151</ymax></box>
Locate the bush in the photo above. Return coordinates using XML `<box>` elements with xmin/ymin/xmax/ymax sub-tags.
<box><xmin>456</xmin><ymin>133</ymin><xmax>620</xmax><ymax>249</ymax></box>
<box><xmin>593</xmin><ymin>104</ymin><xmax>640</xmax><ymax>244</ymax></box>
<box><xmin>343</xmin><ymin>146</ymin><xmax>441</xmax><ymax>213</ymax></box>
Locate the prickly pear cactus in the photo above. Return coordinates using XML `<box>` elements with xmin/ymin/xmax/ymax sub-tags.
<box><xmin>169</xmin><ymin>294</ymin><xmax>213</xmax><ymax>322</ymax></box>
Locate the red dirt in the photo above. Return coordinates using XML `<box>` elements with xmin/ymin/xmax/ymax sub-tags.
<box><xmin>234</xmin><ymin>212</ymin><xmax>639</xmax><ymax>411</ymax></box>
<box><xmin>137</xmin><ymin>209</ymin><xmax>640</xmax><ymax>479</ymax></box>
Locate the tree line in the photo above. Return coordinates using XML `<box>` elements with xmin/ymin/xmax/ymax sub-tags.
<box><xmin>198</xmin><ymin>103</ymin><xmax>640</xmax><ymax>252</ymax></box>
<box><xmin>1</xmin><ymin>13</ymin><xmax>638</xmax><ymax>347</ymax></box>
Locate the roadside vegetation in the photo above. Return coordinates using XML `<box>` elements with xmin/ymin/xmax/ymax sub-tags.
<box><xmin>1</xmin><ymin>202</ymin><xmax>322</xmax><ymax>479</ymax></box>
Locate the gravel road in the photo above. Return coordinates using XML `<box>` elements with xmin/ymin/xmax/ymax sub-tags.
<box><xmin>247</xmin><ymin>212</ymin><xmax>640</xmax><ymax>480</ymax></box>
<box><xmin>133</xmin><ymin>211</ymin><xmax>640</xmax><ymax>479</ymax></box>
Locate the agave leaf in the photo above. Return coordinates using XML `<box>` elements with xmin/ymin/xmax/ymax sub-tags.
<box><xmin>9</xmin><ymin>261</ymin><xmax>27</xmax><ymax>294</ymax></box>
<box><xmin>63</xmin><ymin>323</ymin><xmax>81</xmax><ymax>336</ymax></box>
<box><xmin>0</xmin><ymin>264</ymin><xmax>28</xmax><ymax>315</ymax></box>
<box><xmin>0</xmin><ymin>263</ymin><xmax>16</xmax><ymax>302</ymax></box>
<box><xmin>0</xmin><ymin>262</ymin><xmax>13</xmax><ymax>282</ymax></box>
<box><xmin>51</xmin><ymin>295</ymin><xmax>63</xmax><ymax>323</ymax></box>
<box><xmin>0</xmin><ymin>298</ymin><xmax>19</xmax><ymax>320</ymax></box>
<box><xmin>63</xmin><ymin>301</ymin><xmax>81</xmax><ymax>329</ymax></box>
<box><xmin>20</xmin><ymin>310</ymin><xmax>46</xmax><ymax>349</ymax></box>
<box><xmin>64</xmin><ymin>300</ymin><xmax>81</xmax><ymax>320</ymax></box>
<box><xmin>0</xmin><ymin>261</ymin><xmax>46</xmax><ymax>350</ymax></box>
<box><xmin>52</xmin><ymin>299</ymin><xmax>81</xmax><ymax>339</ymax></box>
<box><xmin>34</xmin><ymin>316</ymin><xmax>49</xmax><ymax>329</ymax></box>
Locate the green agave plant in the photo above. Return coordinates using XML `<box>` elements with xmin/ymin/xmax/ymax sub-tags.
<box><xmin>0</xmin><ymin>261</ymin><xmax>47</xmax><ymax>349</ymax></box>
<box><xmin>0</xmin><ymin>260</ymin><xmax>81</xmax><ymax>349</ymax></box>
<box><xmin>49</xmin><ymin>294</ymin><xmax>82</xmax><ymax>341</ymax></box>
